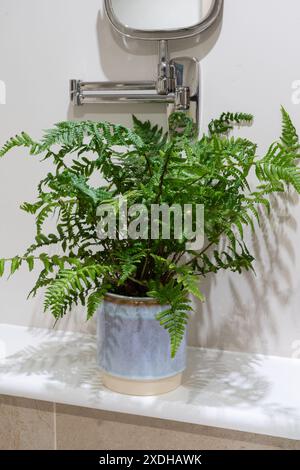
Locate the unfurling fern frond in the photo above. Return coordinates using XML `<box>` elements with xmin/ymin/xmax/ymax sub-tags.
<box><xmin>168</xmin><ymin>112</ymin><xmax>198</xmax><ymax>140</ymax></box>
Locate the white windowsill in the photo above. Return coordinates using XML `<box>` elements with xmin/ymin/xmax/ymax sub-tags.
<box><xmin>0</xmin><ymin>323</ymin><xmax>299</xmax><ymax>441</ymax></box>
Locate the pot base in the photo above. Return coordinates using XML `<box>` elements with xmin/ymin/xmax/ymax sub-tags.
<box><xmin>102</xmin><ymin>372</ymin><xmax>183</xmax><ymax>396</ymax></box>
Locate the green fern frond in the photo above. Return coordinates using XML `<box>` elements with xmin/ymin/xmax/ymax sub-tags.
<box><xmin>177</xmin><ymin>274</ymin><xmax>205</xmax><ymax>302</ymax></box>
<box><xmin>148</xmin><ymin>282</ymin><xmax>192</xmax><ymax>358</ymax></box>
<box><xmin>132</xmin><ymin>115</ymin><xmax>167</xmax><ymax>147</ymax></box>
<box><xmin>209</xmin><ymin>112</ymin><xmax>253</xmax><ymax>136</ymax></box>
<box><xmin>10</xmin><ymin>256</ymin><xmax>22</xmax><ymax>275</ymax></box>
<box><xmin>256</xmin><ymin>162</ymin><xmax>300</xmax><ymax>193</ymax></box>
<box><xmin>168</xmin><ymin>112</ymin><xmax>198</xmax><ymax>140</ymax></box>
<box><xmin>0</xmin><ymin>132</ymin><xmax>37</xmax><ymax>157</ymax></box>
<box><xmin>20</xmin><ymin>201</ymin><xmax>44</xmax><ymax>215</ymax></box>
<box><xmin>0</xmin><ymin>259</ymin><xmax>5</xmax><ymax>277</ymax></box>
<box><xmin>280</xmin><ymin>106</ymin><xmax>300</xmax><ymax>153</ymax></box>
<box><xmin>36</xmin><ymin>204</ymin><xmax>57</xmax><ymax>235</ymax></box>
<box><xmin>157</xmin><ymin>301</ymin><xmax>191</xmax><ymax>358</ymax></box>
<box><xmin>87</xmin><ymin>290</ymin><xmax>106</xmax><ymax>320</ymax></box>
<box><xmin>195</xmin><ymin>242</ymin><xmax>255</xmax><ymax>276</ymax></box>
<box><xmin>44</xmin><ymin>264</ymin><xmax>110</xmax><ymax>319</ymax></box>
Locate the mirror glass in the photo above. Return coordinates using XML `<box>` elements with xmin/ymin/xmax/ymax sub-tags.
<box><xmin>108</xmin><ymin>0</ymin><xmax>215</xmax><ymax>31</ymax></box>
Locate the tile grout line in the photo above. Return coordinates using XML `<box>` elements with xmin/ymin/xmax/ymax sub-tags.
<box><xmin>53</xmin><ymin>402</ymin><xmax>57</xmax><ymax>450</ymax></box>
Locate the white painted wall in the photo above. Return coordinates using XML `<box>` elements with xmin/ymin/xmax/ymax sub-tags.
<box><xmin>0</xmin><ymin>0</ymin><xmax>300</xmax><ymax>358</ymax></box>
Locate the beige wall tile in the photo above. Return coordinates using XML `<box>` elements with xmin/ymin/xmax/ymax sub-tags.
<box><xmin>56</xmin><ymin>404</ymin><xmax>300</xmax><ymax>450</ymax></box>
<box><xmin>0</xmin><ymin>395</ymin><xmax>54</xmax><ymax>450</ymax></box>
<box><xmin>1</xmin><ymin>396</ymin><xmax>299</xmax><ymax>450</ymax></box>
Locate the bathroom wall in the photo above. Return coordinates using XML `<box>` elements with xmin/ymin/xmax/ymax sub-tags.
<box><xmin>2</xmin><ymin>396</ymin><xmax>296</xmax><ymax>450</ymax></box>
<box><xmin>0</xmin><ymin>0</ymin><xmax>300</xmax><ymax>358</ymax></box>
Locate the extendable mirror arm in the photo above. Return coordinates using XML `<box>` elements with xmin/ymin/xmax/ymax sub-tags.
<box><xmin>70</xmin><ymin>40</ymin><xmax>199</xmax><ymax>127</ymax></box>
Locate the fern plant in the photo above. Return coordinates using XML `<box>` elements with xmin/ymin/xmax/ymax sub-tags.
<box><xmin>0</xmin><ymin>108</ymin><xmax>299</xmax><ymax>357</ymax></box>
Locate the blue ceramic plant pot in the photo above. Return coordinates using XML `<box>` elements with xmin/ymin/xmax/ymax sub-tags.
<box><xmin>97</xmin><ymin>293</ymin><xmax>186</xmax><ymax>395</ymax></box>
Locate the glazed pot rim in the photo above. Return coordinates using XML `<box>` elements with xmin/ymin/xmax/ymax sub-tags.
<box><xmin>104</xmin><ymin>292</ymin><xmax>165</xmax><ymax>306</ymax></box>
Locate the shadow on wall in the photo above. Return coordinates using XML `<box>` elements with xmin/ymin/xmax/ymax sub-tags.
<box><xmin>68</xmin><ymin>4</ymin><xmax>224</xmax><ymax>122</ymax></box>
<box><xmin>188</xmin><ymin>191</ymin><xmax>299</xmax><ymax>356</ymax></box>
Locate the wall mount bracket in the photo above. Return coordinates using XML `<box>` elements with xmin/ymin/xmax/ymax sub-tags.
<box><xmin>70</xmin><ymin>40</ymin><xmax>199</xmax><ymax>128</ymax></box>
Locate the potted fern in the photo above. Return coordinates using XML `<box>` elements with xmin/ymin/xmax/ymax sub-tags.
<box><xmin>0</xmin><ymin>109</ymin><xmax>299</xmax><ymax>395</ymax></box>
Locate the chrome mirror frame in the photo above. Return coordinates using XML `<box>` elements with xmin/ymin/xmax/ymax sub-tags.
<box><xmin>104</xmin><ymin>0</ymin><xmax>223</xmax><ymax>41</ymax></box>
<box><xmin>70</xmin><ymin>0</ymin><xmax>224</xmax><ymax>133</ymax></box>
